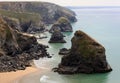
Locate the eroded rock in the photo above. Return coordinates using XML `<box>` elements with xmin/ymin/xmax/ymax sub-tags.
<box><xmin>0</xmin><ymin>17</ymin><xmax>50</xmax><ymax>72</ymax></box>
<box><xmin>54</xmin><ymin>30</ymin><xmax>112</xmax><ymax>74</ymax></box>
<box><xmin>49</xmin><ymin>30</ymin><xmax>66</xmax><ymax>43</ymax></box>
<box><xmin>49</xmin><ymin>17</ymin><xmax>73</xmax><ymax>33</ymax></box>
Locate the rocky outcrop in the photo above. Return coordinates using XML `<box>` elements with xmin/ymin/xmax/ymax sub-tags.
<box><xmin>49</xmin><ymin>30</ymin><xmax>66</xmax><ymax>43</ymax></box>
<box><xmin>0</xmin><ymin>2</ymin><xmax>77</xmax><ymax>24</ymax></box>
<box><xmin>0</xmin><ymin>17</ymin><xmax>50</xmax><ymax>72</ymax></box>
<box><xmin>2</xmin><ymin>16</ymin><xmax>22</xmax><ymax>31</ymax></box>
<box><xmin>59</xmin><ymin>48</ymin><xmax>70</xmax><ymax>55</ymax></box>
<box><xmin>54</xmin><ymin>30</ymin><xmax>112</xmax><ymax>74</ymax></box>
<box><xmin>49</xmin><ymin>17</ymin><xmax>73</xmax><ymax>33</ymax></box>
<box><xmin>20</xmin><ymin>21</ymin><xmax>46</xmax><ymax>33</ymax></box>
<box><xmin>1</xmin><ymin>15</ymin><xmax>46</xmax><ymax>34</ymax></box>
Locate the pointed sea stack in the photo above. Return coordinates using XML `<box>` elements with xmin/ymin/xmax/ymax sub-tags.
<box><xmin>54</xmin><ymin>30</ymin><xmax>112</xmax><ymax>74</ymax></box>
<box><xmin>49</xmin><ymin>29</ymin><xmax>66</xmax><ymax>43</ymax></box>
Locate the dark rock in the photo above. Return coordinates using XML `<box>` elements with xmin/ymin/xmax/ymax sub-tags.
<box><xmin>59</xmin><ymin>48</ymin><xmax>70</xmax><ymax>55</ymax></box>
<box><xmin>0</xmin><ymin>17</ymin><xmax>50</xmax><ymax>72</ymax></box>
<box><xmin>49</xmin><ymin>30</ymin><xmax>66</xmax><ymax>43</ymax></box>
<box><xmin>27</xmin><ymin>21</ymin><xmax>46</xmax><ymax>33</ymax></box>
<box><xmin>49</xmin><ymin>17</ymin><xmax>73</xmax><ymax>33</ymax></box>
<box><xmin>20</xmin><ymin>21</ymin><xmax>46</xmax><ymax>33</ymax></box>
<box><xmin>54</xmin><ymin>30</ymin><xmax>112</xmax><ymax>74</ymax></box>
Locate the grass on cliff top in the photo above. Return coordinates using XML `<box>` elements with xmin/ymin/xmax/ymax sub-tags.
<box><xmin>0</xmin><ymin>9</ymin><xmax>41</xmax><ymax>24</ymax></box>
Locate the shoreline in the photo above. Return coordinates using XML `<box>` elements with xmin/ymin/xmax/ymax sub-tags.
<box><xmin>0</xmin><ymin>66</ymin><xmax>38</xmax><ymax>83</ymax></box>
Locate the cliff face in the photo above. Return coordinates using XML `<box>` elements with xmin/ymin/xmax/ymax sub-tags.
<box><xmin>0</xmin><ymin>2</ymin><xmax>77</xmax><ymax>24</ymax></box>
<box><xmin>54</xmin><ymin>30</ymin><xmax>112</xmax><ymax>74</ymax></box>
<box><xmin>0</xmin><ymin>17</ymin><xmax>49</xmax><ymax>72</ymax></box>
<box><xmin>0</xmin><ymin>17</ymin><xmax>19</xmax><ymax>55</ymax></box>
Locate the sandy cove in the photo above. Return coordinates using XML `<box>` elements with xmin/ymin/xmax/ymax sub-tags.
<box><xmin>0</xmin><ymin>67</ymin><xmax>38</xmax><ymax>83</ymax></box>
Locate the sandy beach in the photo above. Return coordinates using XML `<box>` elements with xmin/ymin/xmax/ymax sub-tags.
<box><xmin>0</xmin><ymin>67</ymin><xmax>38</xmax><ymax>83</ymax></box>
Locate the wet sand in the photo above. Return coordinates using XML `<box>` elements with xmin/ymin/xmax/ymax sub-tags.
<box><xmin>0</xmin><ymin>67</ymin><xmax>38</xmax><ymax>83</ymax></box>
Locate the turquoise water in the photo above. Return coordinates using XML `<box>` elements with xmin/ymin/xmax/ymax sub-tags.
<box><xmin>20</xmin><ymin>7</ymin><xmax>120</xmax><ymax>83</ymax></box>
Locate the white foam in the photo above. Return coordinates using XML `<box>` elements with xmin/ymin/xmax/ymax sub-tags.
<box><xmin>40</xmin><ymin>75</ymin><xmax>49</xmax><ymax>83</ymax></box>
<box><xmin>40</xmin><ymin>75</ymin><xmax>57</xmax><ymax>83</ymax></box>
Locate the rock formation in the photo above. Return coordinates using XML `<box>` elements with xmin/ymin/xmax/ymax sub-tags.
<box><xmin>0</xmin><ymin>2</ymin><xmax>77</xmax><ymax>24</ymax></box>
<box><xmin>20</xmin><ymin>21</ymin><xmax>46</xmax><ymax>33</ymax></box>
<box><xmin>59</xmin><ymin>48</ymin><xmax>70</xmax><ymax>55</ymax></box>
<box><xmin>0</xmin><ymin>17</ymin><xmax>50</xmax><ymax>72</ymax></box>
<box><xmin>0</xmin><ymin>2</ymin><xmax>77</xmax><ymax>34</ymax></box>
<box><xmin>2</xmin><ymin>16</ymin><xmax>22</xmax><ymax>31</ymax></box>
<box><xmin>49</xmin><ymin>30</ymin><xmax>66</xmax><ymax>43</ymax></box>
<box><xmin>54</xmin><ymin>30</ymin><xmax>112</xmax><ymax>74</ymax></box>
<box><xmin>49</xmin><ymin>17</ymin><xmax>73</xmax><ymax>33</ymax></box>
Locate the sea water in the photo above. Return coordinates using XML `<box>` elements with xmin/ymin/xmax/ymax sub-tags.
<box><xmin>20</xmin><ymin>7</ymin><xmax>120</xmax><ymax>83</ymax></box>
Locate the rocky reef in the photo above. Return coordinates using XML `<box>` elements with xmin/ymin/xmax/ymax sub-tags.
<box><xmin>49</xmin><ymin>17</ymin><xmax>73</xmax><ymax>33</ymax></box>
<box><xmin>0</xmin><ymin>17</ymin><xmax>50</xmax><ymax>72</ymax></box>
<box><xmin>54</xmin><ymin>30</ymin><xmax>112</xmax><ymax>74</ymax></box>
<box><xmin>49</xmin><ymin>30</ymin><xmax>66</xmax><ymax>43</ymax></box>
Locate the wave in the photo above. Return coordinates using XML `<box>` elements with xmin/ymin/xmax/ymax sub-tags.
<box><xmin>40</xmin><ymin>75</ymin><xmax>57</xmax><ymax>83</ymax></box>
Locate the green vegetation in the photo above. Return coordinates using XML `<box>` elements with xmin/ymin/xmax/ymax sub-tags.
<box><xmin>72</xmin><ymin>30</ymin><xmax>98</xmax><ymax>58</ymax></box>
<box><xmin>58</xmin><ymin>17</ymin><xmax>69</xmax><ymax>24</ymax></box>
<box><xmin>78</xmin><ymin>39</ymin><xmax>97</xmax><ymax>58</ymax></box>
<box><xmin>0</xmin><ymin>9</ymin><xmax>41</xmax><ymax>24</ymax></box>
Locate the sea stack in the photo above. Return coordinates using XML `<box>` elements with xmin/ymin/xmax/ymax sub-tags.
<box><xmin>54</xmin><ymin>30</ymin><xmax>112</xmax><ymax>74</ymax></box>
<box><xmin>49</xmin><ymin>17</ymin><xmax>73</xmax><ymax>33</ymax></box>
<box><xmin>49</xmin><ymin>29</ymin><xmax>66</xmax><ymax>43</ymax></box>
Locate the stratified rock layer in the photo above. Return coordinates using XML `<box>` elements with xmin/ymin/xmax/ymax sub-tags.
<box><xmin>54</xmin><ymin>30</ymin><xmax>112</xmax><ymax>74</ymax></box>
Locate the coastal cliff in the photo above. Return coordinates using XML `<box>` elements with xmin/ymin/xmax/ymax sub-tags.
<box><xmin>0</xmin><ymin>17</ymin><xmax>49</xmax><ymax>72</ymax></box>
<box><xmin>0</xmin><ymin>2</ymin><xmax>77</xmax><ymax>24</ymax></box>
<box><xmin>54</xmin><ymin>30</ymin><xmax>112</xmax><ymax>74</ymax></box>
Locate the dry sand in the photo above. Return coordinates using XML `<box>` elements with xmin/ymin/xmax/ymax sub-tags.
<box><xmin>0</xmin><ymin>67</ymin><xmax>38</xmax><ymax>83</ymax></box>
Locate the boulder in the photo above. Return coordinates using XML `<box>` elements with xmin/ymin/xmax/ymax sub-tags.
<box><xmin>50</xmin><ymin>17</ymin><xmax>73</xmax><ymax>33</ymax></box>
<box><xmin>49</xmin><ymin>30</ymin><xmax>66</xmax><ymax>43</ymax></box>
<box><xmin>54</xmin><ymin>30</ymin><xmax>112</xmax><ymax>74</ymax></box>
<box><xmin>59</xmin><ymin>48</ymin><xmax>70</xmax><ymax>55</ymax></box>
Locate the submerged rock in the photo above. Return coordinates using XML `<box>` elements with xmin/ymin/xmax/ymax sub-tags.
<box><xmin>0</xmin><ymin>17</ymin><xmax>50</xmax><ymax>72</ymax></box>
<box><xmin>54</xmin><ymin>30</ymin><xmax>112</xmax><ymax>74</ymax></box>
<box><xmin>49</xmin><ymin>17</ymin><xmax>73</xmax><ymax>33</ymax></box>
<box><xmin>49</xmin><ymin>30</ymin><xmax>66</xmax><ymax>43</ymax></box>
<box><xmin>59</xmin><ymin>48</ymin><xmax>70</xmax><ymax>55</ymax></box>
